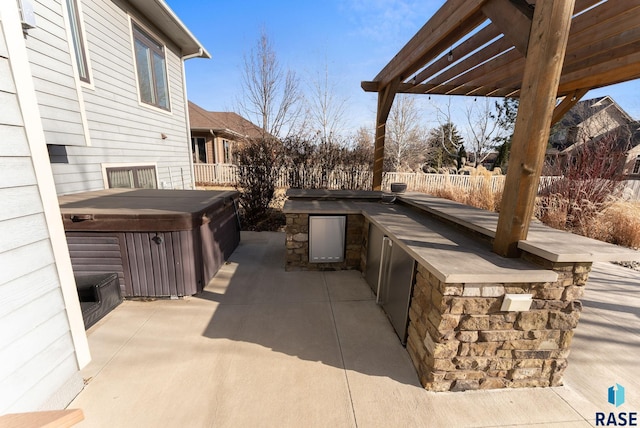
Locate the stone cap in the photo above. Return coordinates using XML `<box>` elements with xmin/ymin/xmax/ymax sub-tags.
<box><xmin>284</xmin><ymin>198</ymin><xmax>558</xmax><ymax>284</ymax></box>
<box><xmin>398</xmin><ymin>193</ymin><xmax>640</xmax><ymax>263</ymax></box>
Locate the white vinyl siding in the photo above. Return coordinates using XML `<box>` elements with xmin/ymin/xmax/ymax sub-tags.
<box><xmin>25</xmin><ymin>0</ymin><xmax>193</xmax><ymax>194</ymax></box>
<box><xmin>24</xmin><ymin>0</ymin><xmax>86</xmax><ymax>147</ymax></box>
<box><xmin>0</xmin><ymin>7</ymin><xmax>83</xmax><ymax>413</ymax></box>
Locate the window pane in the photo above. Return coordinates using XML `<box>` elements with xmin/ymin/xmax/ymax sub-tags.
<box><xmin>108</xmin><ymin>170</ymin><xmax>134</xmax><ymax>188</ymax></box>
<box><xmin>223</xmin><ymin>140</ymin><xmax>230</xmax><ymax>163</ymax></box>
<box><xmin>191</xmin><ymin>138</ymin><xmax>206</xmax><ymax>163</ymax></box>
<box><xmin>153</xmin><ymin>52</ymin><xmax>169</xmax><ymax>109</ymax></box>
<box><xmin>132</xmin><ymin>25</ymin><xmax>169</xmax><ymax>110</ymax></box>
<box><xmin>136</xmin><ymin>167</ymin><xmax>158</xmax><ymax>189</ymax></box>
<box><xmin>134</xmin><ymin>39</ymin><xmax>154</xmax><ymax>104</ymax></box>
<box><xmin>66</xmin><ymin>0</ymin><xmax>89</xmax><ymax>82</ymax></box>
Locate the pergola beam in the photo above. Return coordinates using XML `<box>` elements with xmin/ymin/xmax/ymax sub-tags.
<box><xmin>373</xmin><ymin>0</ymin><xmax>487</xmax><ymax>87</ymax></box>
<box><xmin>481</xmin><ymin>0</ymin><xmax>532</xmax><ymax>56</ymax></box>
<box><xmin>364</xmin><ymin>0</ymin><xmax>640</xmax><ymax>253</ymax></box>
<box><xmin>409</xmin><ymin>24</ymin><xmax>502</xmax><ymax>88</ymax></box>
<box><xmin>493</xmin><ymin>0</ymin><xmax>576</xmax><ymax>257</ymax></box>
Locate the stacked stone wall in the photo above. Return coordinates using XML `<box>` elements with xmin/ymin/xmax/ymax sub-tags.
<box><xmin>285</xmin><ymin>213</ymin><xmax>365</xmax><ymax>271</ymax></box>
<box><xmin>406</xmin><ymin>258</ymin><xmax>591</xmax><ymax>391</ymax></box>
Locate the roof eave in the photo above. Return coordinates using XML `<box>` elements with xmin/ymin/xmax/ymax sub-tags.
<box><xmin>191</xmin><ymin>127</ymin><xmax>247</xmax><ymax>139</ymax></box>
<box><xmin>127</xmin><ymin>0</ymin><xmax>211</xmax><ymax>59</ymax></box>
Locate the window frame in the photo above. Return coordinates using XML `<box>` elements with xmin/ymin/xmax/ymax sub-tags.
<box><xmin>103</xmin><ymin>164</ymin><xmax>159</xmax><ymax>189</ymax></box>
<box><xmin>131</xmin><ymin>22</ymin><xmax>171</xmax><ymax>111</ymax></box>
<box><xmin>63</xmin><ymin>0</ymin><xmax>92</xmax><ymax>84</ymax></box>
<box><xmin>191</xmin><ymin>137</ymin><xmax>207</xmax><ymax>163</ymax></box>
<box><xmin>633</xmin><ymin>155</ymin><xmax>640</xmax><ymax>175</ymax></box>
<box><xmin>223</xmin><ymin>139</ymin><xmax>231</xmax><ymax>164</ymax></box>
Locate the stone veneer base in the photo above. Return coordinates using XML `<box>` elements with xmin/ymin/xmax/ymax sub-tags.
<box><xmin>284</xmin><ymin>211</ymin><xmax>592</xmax><ymax>392</ymax></box>
<box><xmin>285</xmin><ymin>213</ymin><xmax>364</xmax><ymax>271</ymax></box>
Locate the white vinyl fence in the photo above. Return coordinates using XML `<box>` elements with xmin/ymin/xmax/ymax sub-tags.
<box><xmin>194</xmin><ymin>163</ymin><xmax>373</xmax><ymax>189</ymax></box>
<box><xmin>624</xmin><ymin>179</ymin><xmax>640</xmax><ymax>200</ymax></box>
<box><xmin>382</xmin><ymin>172</ymin><xmax>505</xmax><ymax>193</ymax></box>
<box><xmin>193</xmin><ymin>163</ymin><xmax>640</xmax><ymax>200</ymax></box>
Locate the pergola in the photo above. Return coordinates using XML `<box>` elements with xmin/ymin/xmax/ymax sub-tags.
<box><xmin>362</xmin><ymin>0</ymin><xmax>640</xmax><ymax>257</ymax></box>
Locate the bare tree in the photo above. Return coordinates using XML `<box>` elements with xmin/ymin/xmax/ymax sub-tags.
<box><xmin>238</xmin><ymin>30</ymin><xmax>302</xmax><ymax>139</ymax></box>
<box><xmin>464</xmin><ymin>98</ymin><xmax>503</xmax><ymax>166</ymax></box>
<box><xmin>385</xmin><ymin>95</ymin><xmax>427</xmax><ymax>171</ymax></box>
<box><xmin>306</xmin><ymin>60</ymin><xmax>349</xmax><ymax>144</ymax></box>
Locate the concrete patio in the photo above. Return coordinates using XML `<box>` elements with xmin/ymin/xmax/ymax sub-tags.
<box><xmin>69</xmin><ymin>232</ymin><xmax>639</xmax><ymax>427</ymax></box>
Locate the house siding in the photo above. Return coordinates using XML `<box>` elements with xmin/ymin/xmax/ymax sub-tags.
<box><xmin>0</xmin><ymin>6</ymin><xmax>84</xmax><ymax>413</ymax></box>
<box><xmin>576</xmin><ymin>107</ymin><xmax>628</xmax><ymax>144</ymax></box>
<box><xmin>24</xmin><ymin>0</ymin><xmax>86</xmax><ymax>147</ymax></box>
<box><xmin>27</xmin><ymin>0</ymin><xmax>194</xmax><ymax>195</ymax></box>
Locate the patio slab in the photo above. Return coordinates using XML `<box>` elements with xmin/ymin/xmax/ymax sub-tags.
<box><xmin>70</xmin><ymin>232</ymin><xmax>639</xmax><ymax>427</ymax></box>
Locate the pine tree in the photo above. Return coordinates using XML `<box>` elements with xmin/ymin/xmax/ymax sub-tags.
<box><xmin>491</xmin><ymin>98</ymin><xmax>519</xmax><ymax>172</ymax></box>
<box><xmin>426</xmin><ymin>122</ymin><xmax>464</xmax><ymax>169</ymax></box>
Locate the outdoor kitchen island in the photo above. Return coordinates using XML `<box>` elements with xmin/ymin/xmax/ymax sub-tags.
<box><xmin>283</xmin><ymin>189</ymin><xmax>640</xmax><ymax>392</ymax></box>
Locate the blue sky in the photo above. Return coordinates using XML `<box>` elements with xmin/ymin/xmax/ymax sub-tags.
<box><xmin>166</xmin><ymin>0</ymin><xmax>640</xmax><ymax>136</ymax></box>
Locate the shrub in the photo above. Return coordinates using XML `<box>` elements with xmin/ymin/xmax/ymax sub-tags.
<box><xmin>603</xmin><ymin>201</ymin><xmax>640</xmax><ymax>248</ymax></box>
<box><xmin>235</xmin><ymin>139</ymin><xmax>283</xmax><ymax>230</ymax></box>
<box><xmin>538</xmin><ymin>134</ymin><xmax>627</xmax><ymax>234</ymax></box>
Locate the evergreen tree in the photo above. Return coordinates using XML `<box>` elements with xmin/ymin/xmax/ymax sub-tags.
<box><xmin>491</xmin><ymin>98</ymin><xmax>519</xmax><ymax>172</ymax></box>
<box><xmin>425</xmin><ymin>122</ymin><xmax>464</xmax><ymax>169</ymax></box>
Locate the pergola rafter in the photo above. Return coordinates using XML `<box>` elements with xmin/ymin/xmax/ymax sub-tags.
<box><xmin>362</xmin><ymin>0</ymin><xmax>640</xmax><ymax>257</ymax></box>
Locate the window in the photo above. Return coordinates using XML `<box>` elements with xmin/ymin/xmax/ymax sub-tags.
<box><xmin>223</xmin><ymin>140</ymin><xmax>231</xmax><ymax>163</ymax></box>
<box><xmin>65</xmin><ymin>0</ymin><xmax>90</xmax><ymax>82</ymax></box>
<box><xmin>191</xmin><ymin>137</ymin><xmax>206</xmax><ymax>163</ymax></box>
<box><xmin>633</xmin><ymin>156</ymin><xmax>640</xmax><ymax>175</ymax></box>
<box><xmin>132</xmin><ymin>24</ymin><xmax>169</xmax><ymax>110</ymax></box>
<box><xmin>106</xmin><ymin>166</ymin><xmax>157</xmax><ymax>189</ymax></box>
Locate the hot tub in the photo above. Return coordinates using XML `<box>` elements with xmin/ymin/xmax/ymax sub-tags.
<box><xmin>59</xmin><ymin>189</ymin><xmax>240</xmax><ymax>297</ymax></box>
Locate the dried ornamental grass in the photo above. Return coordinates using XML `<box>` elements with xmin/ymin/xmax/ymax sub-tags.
<box><xmin>603</xmin><ymin>201</ymin><xmax>640</xmax><ymax>248</ymax></box>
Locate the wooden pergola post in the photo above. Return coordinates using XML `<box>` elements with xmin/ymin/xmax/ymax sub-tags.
<box><xmin>493</xmin><ymin>0</ymin><xmax>576</xmax><ymax>257</ymax></box>
<box><xmin>372</xmin><ymin>79</ymin><xmax>400</xmax><ymax>191</ymax></box>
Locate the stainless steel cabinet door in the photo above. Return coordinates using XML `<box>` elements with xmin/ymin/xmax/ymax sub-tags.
<box><xmin>378</xmin><ymin>239</ymin><xmax>415</xmax><ymax>344</ymax></box>
<box><xmin>309</xmin><ymin>215</ymin><xmax>346</xmax><ymax>263</ymax></box>
<box><xmin>365</xmin><ymin>224</ymin><xmax>384</xmax><ymax>294</ymax></box>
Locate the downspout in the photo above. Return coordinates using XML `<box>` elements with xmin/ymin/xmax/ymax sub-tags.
<box><xmin>181</xmin><ymin>48</ymin><xmax>204</xmax><ymax>189</ymax></box>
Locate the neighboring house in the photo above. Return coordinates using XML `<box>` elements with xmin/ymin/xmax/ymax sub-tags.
<box><xmin>545</xmin><ymin>96</ymin><xmax>639</xmax><ymax>178</ymax></box>
<box><xmin>622</xmin><ymin>125</ymin><xmax>640</xmax><ymax>180</ymax></box>
<box><xmin>0</xmin><ymin>0</ymin><xmax>207</xmax><ymax>414</ymax></box>
<box><xmin>189</xmin><ymin>101</ymin><xmax>264</xmax><ymax>164</ymax></box>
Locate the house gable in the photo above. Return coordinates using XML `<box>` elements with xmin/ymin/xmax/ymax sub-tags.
<box><xmin>24</xmin><ymin>0</ymin><xmax>208</xmax><ymax>195</ymax></box>
<box><xmin>549</xmin><ymin>96</ymin><xmax>634</xmax><ymax>151</ymax></box>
